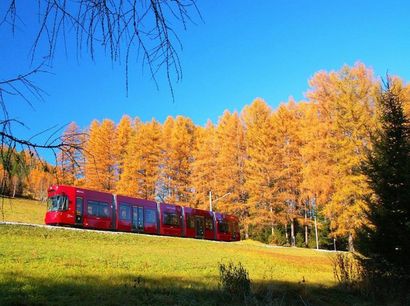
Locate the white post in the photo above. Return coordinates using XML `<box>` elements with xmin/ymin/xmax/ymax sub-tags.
<box><xmin>314</xmin><ymin>215</ymin><xmax>319</xmax><ymax>250</ymax></box>
<box><xmin>209</xmin><ymin>191</ymin><xmax>212</xmax><ymax>211</ymax></box>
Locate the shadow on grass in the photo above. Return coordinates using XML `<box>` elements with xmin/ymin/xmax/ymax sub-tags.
<box><xmin>0</xmin><ymin>271</ymin><xmax>373</xmax><ymax>306</ymax></box>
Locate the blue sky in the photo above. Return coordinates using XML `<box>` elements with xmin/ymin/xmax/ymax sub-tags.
<box><xmin>2</xmin><ymin>1</ymin><xmax>410</xmax><ymax>161</ymax></box>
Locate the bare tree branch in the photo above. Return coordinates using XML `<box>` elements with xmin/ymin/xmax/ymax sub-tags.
<box><xmin>0</xmin><ymin>0</ymin><xmax>200</xmax><ymax>201</ymax></box>
<box><xmin>2</xmin><ymin>0</ymin><xmax>200</xmax><ymax>99</ymax></box>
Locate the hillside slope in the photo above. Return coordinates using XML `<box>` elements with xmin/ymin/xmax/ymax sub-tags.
<box><xmin>0</xmin><ymin>198</ymin><xmax>368</xmax><ymax>305</ymax></box>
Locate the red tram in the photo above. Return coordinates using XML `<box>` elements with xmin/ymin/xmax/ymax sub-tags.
<box><xmin>45</xmin><ymin>185</ymin><xmax>240</xmax><ymax>242</ymax></box>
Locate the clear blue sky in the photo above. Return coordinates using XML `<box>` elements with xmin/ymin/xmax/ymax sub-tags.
<box><xmin>2</xmin><ymin>1</ymin><xmax>410</xmax><ymax>161</ymax></box>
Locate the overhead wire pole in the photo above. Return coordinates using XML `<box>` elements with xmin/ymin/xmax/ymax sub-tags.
<box><xmin>209</xmin><ymin>191</ymin><xmax>231</xmax><ymax>211</ymax></box>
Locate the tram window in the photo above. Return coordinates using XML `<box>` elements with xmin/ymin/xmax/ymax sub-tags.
<box><xmin>186</xmin><ymin>216</ymin><xmax>195</xmax><ymax>229</ymax></box>
<box><xmin>87</xmin><ymin>201</ymin><xmax>110</xmax><ymax>218</ymax></box>
<box><xmin>205</xmin><ymin>217</ymin><xmax>214</xmax><ymax>231</ymax></box>
<box><xmin>144</xmin><ymin>209</ymin><xmax>157</xmax><ymax>225</ymax></box>
<box><xmin>218</xmin><ymin>221</ymin><xmax>229</xmax><ymax>233</ymax></box>
<box><xmin>119</xmin><ymin>204</ymin><xmax>131</xmax><ymax>221</ymax></box>
<box><xmin>75</xmin><ymin>197</ymin><xmax>83</xmax><ymax>215</ymax></box>
<box><xmin>163</xmin><ymin>212</ymin><xmax>180</xmax><ymax>226</ymax></box>
<box><xmin>47</xmin><ymin>195</ymin><xmax>68</xmax><ymax>211</ymax></box>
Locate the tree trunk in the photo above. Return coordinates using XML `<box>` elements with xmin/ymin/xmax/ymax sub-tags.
<box><xmin>348</xmin><ymin>233</ymin><xmax>355</xmax><ymax>252</ymax></box>
<box><xmin>304</xmin><ymin>209</ymin><xmax>308</xmax><ymax>247</ymax></box>
<box><xmin>285</xmin><ymin>223</ymin><xmax>289</xmax><ymax>243</ymax></box>
<box><xmin>314</xmin><ymin>215</ymin><xmax>319</xmax><ymax>250</ymax></box>
<box><xmin>245</xmin><ymin>224</ymin><xmax>249</xmax><ymax>240</ymax></box>
<box><xmin>270</xmin><ymin>207</ymin><xmax>274</xmax><ymax>236</ymax></box>
<box><xmin>290</xmin><ymin>219</ymin><xmax>295</xmax><ymax>247</ymax></box>
<box><xmin>12</xmin><ymin>180</ymin><xmax>17</xmax><ymax>198</ymax></box>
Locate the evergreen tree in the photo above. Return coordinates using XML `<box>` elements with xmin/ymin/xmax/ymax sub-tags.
<box><xmin>361</xmin><ymin>81</ymin><xmax>410</xmax><ymax>272</ymax></box>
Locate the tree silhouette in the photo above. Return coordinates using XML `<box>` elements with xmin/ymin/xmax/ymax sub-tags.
<box><xmin>360</xmin><ymin>78</ymin><xmax>410</xmax><ymax>286</ymax></box>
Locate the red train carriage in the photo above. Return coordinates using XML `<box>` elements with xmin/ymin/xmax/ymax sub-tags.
<box><xmin>214</xmin><ymin>212</ymin><xmax>240</xmax><ymax>242</ymax></box>
<box><xmin>45</xmin><ymin>185</ymin><xmax>240</xmax><ymax>242</ymax></box>
<box><xmin>158</xmin><ymin>203</ymin><xmax>183</xmax><ymax>237</ymax></box>
<box><xmin>47</xmin><ymin>185</ymin><xmax>114</xmax><ymax>230</ymax></box>
<box><xmin>183</xmin><ymin>207</ymin><xmax>215</xmax><ymax>240</ymax></box>
<box><xmin>115</xmin><ymin>195</ymin><xmax>158</xmax><ymax>234</ymax></box>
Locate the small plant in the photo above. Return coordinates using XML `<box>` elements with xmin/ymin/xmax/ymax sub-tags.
<box><xmin>218</xmin><ymin>261</ymin><xmax>251</xmax><ymax>300</ymax></box>
<box><xmin>331</xmin><ymin>252</ymin><xmax>363</xmax><ymax>290</ymax></box>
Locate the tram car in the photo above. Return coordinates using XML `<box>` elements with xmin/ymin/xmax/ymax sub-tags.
<box><xmin>45</xmin><ymin>185</ymin><xmax>240</xmax><ymax>242</ymax></box>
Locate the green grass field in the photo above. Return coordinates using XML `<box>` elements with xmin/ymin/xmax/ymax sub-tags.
<box><xmin>0</xmin><ymin>198</ymin><xmax>369</xmax><ymax>305</ymax></box>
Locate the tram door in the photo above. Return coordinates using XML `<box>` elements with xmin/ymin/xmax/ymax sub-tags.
<box><xmin>75</xmin><ymin>197</ymin><xmax>84</xmax><ymax>225</ymax></box>
<box><xmin>132</xmin><ymin>206</ymin><xmax>144</xmax><ymax>232</ymax></box>
<box><xmin>195</xmin><ymin>216</ymin><xmax>205</xmax><ymax>238</ymax></box>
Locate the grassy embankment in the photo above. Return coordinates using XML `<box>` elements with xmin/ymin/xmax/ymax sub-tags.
<box><xmin>0</xmin><ymin>198</ymin><xmax>369</xmax><ymax>305</ymax></box>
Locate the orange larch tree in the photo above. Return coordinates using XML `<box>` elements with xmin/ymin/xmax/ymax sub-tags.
<box><xmin>271</xmin><ymin>100</ymin><xmax>304</xmax><ymax>246</ymax></box>
<box><xmin>191</xmin><ymin>120</ymin><xmax>218</xmax><ymax>210</ymax></box>
<box><xmin>307</xmin><ymin>62</ymin><xmax>378</xmax><ymax>251</ymax></box>
<box><xmin>114</xmin><ymin>115</ymin><xmax>133</xmax><ymax>182</ymax></box>
<box><xmin>214</xmin><ymin>111</ymin><xmax>247</xmax><ymax>222</ymax></box>
<box><xmin>159</xmin><ymin>116</ymin><xmax>196</xmax><ymax>206</ymax></box>
<box><xmin>242</xmin><ymin>98</ymin><xmax>284</xmax><ymax>239</ymax></box>
<box><xmin>84</xmin><ymin>119</ymin><xmax>117</xmax><ymax>192</ymax></box>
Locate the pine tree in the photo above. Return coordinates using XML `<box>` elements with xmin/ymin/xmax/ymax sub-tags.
<box><xmin>361</xmin><ymin>81</ymin><xmax>410</xmax><ymax>272</ymax></box>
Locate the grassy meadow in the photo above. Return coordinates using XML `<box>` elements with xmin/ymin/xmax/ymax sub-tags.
<box><xmin>0</xmin><ymin>197</ymin><xmax>47</xmax><ymax>224</ymax></box>
<box><xmin>0</xmin><ymin>198</ymin><xmax>370</xmax><ymax>305</ymax></box>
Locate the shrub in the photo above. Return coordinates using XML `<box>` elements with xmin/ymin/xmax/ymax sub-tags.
<box><xmin>269</xmin><ymin>228</ymin><xmax>288</xmax><ymax>246</ymax></box>
<box><xmin>218</xmin><ymin>261</ymin><xmax>251</xmax><ymax>300</ymax></box>
<box><xmin>358</xmin><ymin>256</ymin><xmax>410</xmax><ymax>304</ymax></box>
<box><xmin>295</xmin><ymin>232</ymin><xmax>305</xmax><ymax>247</ymax></box>
<box><xmin>331</xmin><ymin>252</ymin><xmax>363</xmax><ymax>290</ymax></box>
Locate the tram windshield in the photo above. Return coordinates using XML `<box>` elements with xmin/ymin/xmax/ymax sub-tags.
<box><xmin>47</xmin><ymin>195</ymin><xmax>69</xmax><ymax>211</ymax></box>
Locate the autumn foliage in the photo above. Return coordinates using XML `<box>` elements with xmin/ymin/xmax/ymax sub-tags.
<box><xmin>4</xmin><ymin>63</ymin><xmax>410</xmax><ymax>251</ymax></box>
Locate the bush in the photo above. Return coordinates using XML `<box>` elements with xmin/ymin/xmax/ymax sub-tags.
<box><xmin>269</xmin><ymin>228</ymin><xmax>288</xmax><ymax>246</ymax></box>
<box><xmin>295</xmin><ymin>232</ymin><xmax>305</xmax><ymax>247</ymax></box>
<box><xmin>218</xmin><ymin>261</ymin><xmax>251</xmax><ymax>300</ymax></box>
<box><xmin>248</xmin><ymin>225</ymin><xmax>272</xmax><ymax>243</ymax></box>
<box><xmin>358</xmin><ymin>256</ymin><xmax>410</xmax><ymax>304</ymax></box>
<box><xmin>331</xmin><ymin>252</ymin><xmax>363</xmax><ymax>290</ymax></box>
